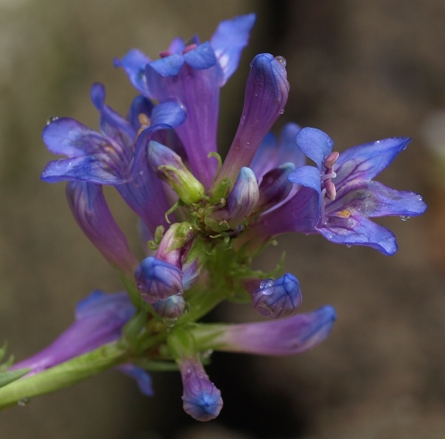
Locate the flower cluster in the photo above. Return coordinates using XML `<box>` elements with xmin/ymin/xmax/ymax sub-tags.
<box><xmin>0</xmin><ymin>14</ymin><xmax>426</xmax><ymax>421</ymax></box>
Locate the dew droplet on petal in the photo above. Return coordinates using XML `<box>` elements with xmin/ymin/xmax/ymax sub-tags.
<box><xmin>275</xmin><ymin>56</ymin><xmax>287</xmax><ymax>66</ymax></box>
<box><xmin>260</xmin><ymin>278</ymin><xmax>274</xmax><ymax>289</ymax></box>
<box><xmin>200</xmin><ymin>349</ymin><xmax>214</xmax><ymax>361</ymax></box>
<box><xmin>46</xmin><ymin>116</ymin><xmax>58</xmax><ymax>125</ymax></box>
<box><xmin>163</xmin><ymin>317</ymin><xmax>178</xmax><ymax>327</ymax></box>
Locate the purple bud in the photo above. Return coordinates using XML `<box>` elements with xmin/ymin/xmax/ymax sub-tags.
<box><xmin>181</xmin><ymin>237</ymin><xmax>207</xmax><ymax>290</ymax></box>
<box><xmin>66</xmin><ymin>181</ymin><xmax>138</xmax><ymax>275</ymax></box>
<box><xmin>215</xmin><ymin>53</ymin><xmax>289</xmax><ymax>186</ymax></box>
<box><xmin>207</xmin><ymin>167</ymin><xmax>259</xmax><ymax>231</ymax></box>
<box><xmin>256</xmin><ymin>162</ymin><xmax>296</xmax><ymax>212</ymax></box>
<box><xmin>226</xmin><ymin>167</ymin><xmax>259</xmax><ymax>221</ymax></box>
<box><xmin>252</xmin><ymin>273</ymin><xmax>302</xmax><ymax>319</ymax></box>
<box><xmin>135</xmin><ymin>256</ymin><xmax>183</xmax><ymax>303</ymax></box>
<box><xmin>202</xmin><ymin>305</ymin><xmax>336</xmax><ymax>356</ymax></box>
<box><xmin>153</xmin><ymin>294</ymin><xmax>186</xmax><ymax>319</ymax></box>
<box><xmin>179</xmin><ymin>357</ymin><xmax>223</xmax><ymax>421</ymax></box>
<box><xmin>155</xmin><ymin>222</ymin><xmax>194</xmax><ymax>268</ymax></box>
<box><xmin>147</xmin><ymin>141</ymin><xmax>204</xmax><ymax>204</ymax></box>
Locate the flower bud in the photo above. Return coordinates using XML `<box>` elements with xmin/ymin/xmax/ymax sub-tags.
<box><xmin>147</xmin><ymin>140</ymin><xmax>204</xmax><ymax>204</ymax></box>
<box><xmin>252</xmin><ymin>273</ymin><xmax>302</xmax><ymax>319</ymax></box>
<box><xmin>180</xmin><ymin>357</ymin><xmax>223</xmax><ymax>422</ymax></box>
<box><xmin>256</xmin><ymin>162</ymin><xmax>295</xmax><ymax>213</ymax></box>
<box><xmin>155</xmin><ymin>222</ymin><xmax>194</xmax><ymax>268</ymax></box>
<box><xmin>135</xmin><ymin>256</ymin><xmax>183</xmax><ymax>303</ymax></box>
<box><xmin>215</xmin><ymin>53</ymin><xmax>289</xmax><ymax>186</ymax></box>
<box><xmin>153</xmin><ymin>294</ymin><xmax>186</xmax><ymax>319</ymax></box>
<box><xmin>206</xmin><ymin>167</ymin><xmax>259</xmax><ymax>232</ymax></box>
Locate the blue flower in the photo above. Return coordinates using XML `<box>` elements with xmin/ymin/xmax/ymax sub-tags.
<box><xmin>41</xmin><ymin>83</ymin><xmax>186</xmax><ymax>237</ymax></box>
<box><xmin>250</xmin><ymin>127</ymin><xmax>427</xmax><ymax>255</ymax></box>
<box><xmin>115</xmin><ymin>14</ymin><xmax>256</xmax><ymax>189</ymax></box>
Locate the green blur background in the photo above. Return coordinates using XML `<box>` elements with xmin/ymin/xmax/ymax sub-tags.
<box><xmin>1</xmin><ymin>1</ymin><xmax>445</xmax><ymax>438</ymax></box>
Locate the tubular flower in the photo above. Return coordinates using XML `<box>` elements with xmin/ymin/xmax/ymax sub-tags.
<box><xmin>115</xmin><ymin>13</ymin><xmax>256</xmax><ymax>189</ymax></box>
<box><xmin>10</xmin><ymin>291</ymin><xmax>153</xmax><ymax>396</ymax></box>
<box><xmin>2</xmin><ymin>12</ymin><xmax>425</xmax><ymax>422</ymax></box>
<box><xmin>190</xmin><ymin>305</ymin><xmax>336</xmax><ymax>356</ymax></box>
<box><xmin>249</xmin><ymin>127</ymin><xmax>427</xmax><ymax>255</ymax></box>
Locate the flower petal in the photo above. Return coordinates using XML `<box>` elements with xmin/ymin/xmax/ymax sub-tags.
<box><xmin>42</xmin><ymin>118</ymin><xmax>105</xmax><ymax>157</ymax></box>
<box><xmin>295</xmin><ymin>127</ymin><xmax>334</xmax><ymax>169</ymax></box>
<box><xmin>210</xmin><ymin>13</ymin><xmax>256</xmax><ymax>85</ymax></box>
<box><xmin>114</xmin><ymin>49</ymin><xmax>150</xmax><ymax>94</ymax></box>
<box><xmin>41</xmin><ymin>156</ymin><xmax>125</xmax><ymax>184</ymax></box>
<box><xmin>148</xmin><ymin>52</ymin><xmax>184</xmax><ymax>77</ymax></box>
<box><xmin>319</xmin><ymin>212</ymin><xmax>398</xmax><ymax>255</ymax></box>
<box><xmin>183</xmin><ymin>41</ymin><xmax>217</xmax><ymax>70</ymax></box>
<box><xmin>327</xmin><ymin>180</ymin><xmax>427</xmax><ymax>218</ymax></box>
<box><xmin>116</xmin><ymin>363</ymin><xmax>154</xmax><ymax>396</ymax></box>
<box><xmin>90</xmin><ymin>83</ymin><xmax>136</xmax><ymax>151</ymax></box>
<box><xmin>334</xmin><ymin>137</ymin><xmax>411</xmax><ymax>185</ymax></box>
<box><xmin>151</xmin><ymin>100</ymin><xmax>186</xmax><ymax>127</ymax></box>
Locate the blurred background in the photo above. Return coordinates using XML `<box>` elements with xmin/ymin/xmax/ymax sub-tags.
<box><xmin>1</xmin><ymin>0</ymin><xmax>445</xmax><ymax>438</ymax></box>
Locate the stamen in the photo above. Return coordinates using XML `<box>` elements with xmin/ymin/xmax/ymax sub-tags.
<box><xmin>321</xmin><ymin>172</ymin><xmax>337</xmax><ymax>181</ymax></box>
<box><xmin>183</xmin><ymin>44</ymin><xmax>198</xmax><ymax>54</ymax></box>
<box><xmin>137</xmin><ymin>114</ymin><xmax>151</xmax><ymax>136</ymax></box>
<box><xmin>321</xmin><ymin>151</ymin><xmax>340</xmax><ymax>201</ymax></box>
<box><xmin>323</xmin><ymin>151</ymin><xmax>340</xmax><ymax>169</ymax></box>
<box><xmin>159</xmin><ymin>50</ymin><xmax>173</xmax><ymax>58</ymax></box>
<box><xmin>320</xmin><ymin>188</ymin><xmax>327</xmax><ymax>225</ymax></box>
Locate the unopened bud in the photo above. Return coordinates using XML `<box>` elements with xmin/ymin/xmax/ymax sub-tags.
<box><xmin>148</xmin><ymin>141</ymin><xmax>204</xmax><ymax>204</ymax></box>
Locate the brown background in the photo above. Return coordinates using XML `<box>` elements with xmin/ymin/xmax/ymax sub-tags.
<box><xmin>1</xmin><ymin>1</ymin><xmax>444</xmax><ymax>438</ymax></box>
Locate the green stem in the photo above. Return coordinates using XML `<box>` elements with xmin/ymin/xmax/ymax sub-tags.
<box><xmin>179</xmin><ymin>287</ymin><xmax>223</xmax><ymax>324</ymax></box>
<box><xmin>0</xmin><ymin>340</ymin><xmax>128</xmax><ymax>409</ymax></box>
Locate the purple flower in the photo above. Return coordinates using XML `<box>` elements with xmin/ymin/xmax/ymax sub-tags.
<box><xmin>10</xmin><ymin>291</ymin><xmax>152</xmax><ymax>396</ymax></box>
<box><xmin>197</xmin><ymin>305</ymin><xmax>336</xmax><ymax>356</ymax></box>
<box><xmin>251</xmin><ymin>127</ymin><xmax>427</xmax><ymax>255</ymax></box>
<box><xmin>179</xmin><ymin>357</ymin><xmax>223</xmax><ymax>422</ymax></box>
<box><xmin>115</xmin><ymin>14</ymin><xmax>256</xmax><ymax>189</ymax></box>
<box><xmin>66</xmin><ymin>181</ymin><xmax>138</xmax><ymax>275</ymax></box>
<box><xmin>252</xmin><ymin>274</ymin><xmax>303</xmax><ymax>319</ymax></box>
<box><xmin>214</xmin><ymin>54</ymin><xmax>290</xmax><ymax>187</ymax></box>
<box><xmin>41</xmin><ymin>83</ymin><xmax>185</xmax><ymax>237</ymax></box>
